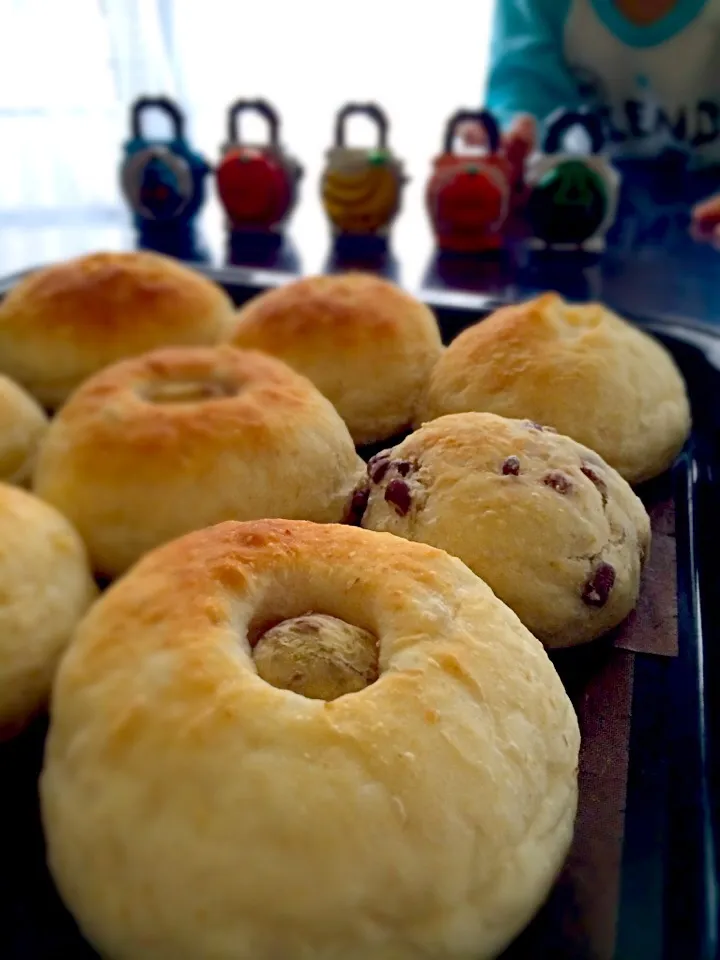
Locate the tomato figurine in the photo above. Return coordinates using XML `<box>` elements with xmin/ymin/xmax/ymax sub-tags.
<box><xmin>426</xmin><ymin>109</ymin><xmax>513</xmax><ymax>253</ymax></box>
<box><xmin>524</xmin><ymin>109</ymin><xmax>620</xmax><ymax>251</ymax></box>
<box><xmin>216</xmin><ymin>100</ymin><xmax>302</xmax><ymax>234</ymax></box>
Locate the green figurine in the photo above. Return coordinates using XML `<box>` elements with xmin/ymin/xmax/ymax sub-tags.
<box><xmin>525</xmin><ymin>109</ymin><xmax>619</xmax><ymax>251</ymax></box>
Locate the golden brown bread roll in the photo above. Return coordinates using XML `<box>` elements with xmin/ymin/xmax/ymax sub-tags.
<box><xmin>0</xmin><ymin>373</ymin><xmax>48</xmax><ymax>485</ymax></box>
<box><xmin>419</xmin><ymin>293</ymin><xmax>691</xmax><ymax>484</ymax></box>
<box><xmin>0</xmin><ymin>251</ymin><xmax>236</xmax><ymax>408</ymax></box>
<box><xmin>41</xmin><ymin>519</ymin><xmax>579</xmax><ymax>960</ymax></box>
<box><xmin>0</xmin><ymin>483</ymin><xmax>96</xmax><ymax>740</ymax></box>
<box><xmin>229</xmin><ymin>272</ymin><xmax>443</xmax><ymax>445</ymax></box>
<box><xmin>32</xmin><ymin>346</ymin><xmax>366</xmax><ymax>578</ymax></box>
<box><xmin>355</xmin><ymin>412</ymin><xmax>651</xmax><ymax>647</ymax></box>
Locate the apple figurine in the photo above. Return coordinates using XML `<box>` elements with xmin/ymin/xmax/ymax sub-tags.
<box><xmin>216</xmin><ymin>99</ymin><xmax>302</xmax><ymax>234</ymax></box>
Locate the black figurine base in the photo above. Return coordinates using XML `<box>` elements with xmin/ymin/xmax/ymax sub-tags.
<box><xmin>422</xmin><ymin>247</ymin><xmax>512</xmax><ymax>297</ymax></box>
<box><xmin>226</xmin><ymin>230</ymin><xmax>301</xmax><ymax>273</ymax></box>
<box><xmin>135</xmin><ymin>222</ymin><xmax>210</xmax><ymax>263</ymax></box>
<box><xmin>324</xmin><ymin>233</ymin><xmax>399</xmax><ymax>281</ymax></box>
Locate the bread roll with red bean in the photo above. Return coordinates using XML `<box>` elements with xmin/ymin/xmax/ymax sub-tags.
<box><xmin>41</xmin><ymin>518</ymin><xmax>579</xmax><ymax>960</ymax></box>
<box><xmin>354</xmin><ymin>412</ymin><xmax>650</xmax><ymax>647</ymax></box>
<box><xmin>418</xmin><ymin>293</ymin><xmax>690</xmax><ymax>485</ymax></box>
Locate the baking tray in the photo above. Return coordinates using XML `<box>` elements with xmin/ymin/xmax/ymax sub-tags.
<box><xmin>1</xmin><ymin>268</ymin><xmax>719</xmax><ymax>960</ymax></box>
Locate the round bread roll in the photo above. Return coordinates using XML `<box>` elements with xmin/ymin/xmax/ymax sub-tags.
<box><xmin>229</xmin><ymin>272</ymin><xmax>443</xmax><ymax>445</ymax></box>
<box><xmin>32</xmin><ymin>346</ymin><xmax>366</xmax><ymax>578</ymax></box>
<box><xmin>0</xmin><ymin>483</ymin><xmax>96</xmax><ymax>740</ymax></box>
<box><xmin>41</xmin><ymin>518</ymin><xmax>579</xmax><ymax>960</ymax></box>
<box><xmin>0</xmin><ymin>251</ymin><xmax>236</xmax><ymax>408</ymax></box>
<box><xmin>352</xmin><ymin>413</ymin><xmax>651</xmax><ymax>647</ymax></box>
<box><xmin>0</xmin><ymin>373</ymin><xmax>48</xmax><ymax>485</ymax></box>
<box><xmin>419</xmin><ymin>293</ymin><xmax>691</xmax><ymax>485</ymax></box>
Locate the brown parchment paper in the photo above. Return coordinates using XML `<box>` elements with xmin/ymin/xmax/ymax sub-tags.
<box><xmin>614</xmin><ymin>494</ymin><xmax>677</xmax><ymax>657</ymax></box>
<box><xmin>501</xmin><ymin>488</ymin><xmax>677</xmax><ymax>958</ymax></box>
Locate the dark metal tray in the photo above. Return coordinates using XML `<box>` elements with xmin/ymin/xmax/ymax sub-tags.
<box><xmin>1</xmin><ymin>269</ymin><xmax>719</xmax><ymax>960</ymax></box>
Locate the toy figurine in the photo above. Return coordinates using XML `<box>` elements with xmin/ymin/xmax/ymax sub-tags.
<box><xmin>426</xmin><ymin>109</ymin><xmax>513</xmax><ymax>254</ymax></box>
<box><xmin>216</xmin><ymin>99</ymin><xmax>302</xmax><ymax>235</ymax></box>
<box><xmin>525</xmin><ymin>109</ymin><xmax>620</xmax><ymax>251</ymax></box>
<box><xmin>321</xmin><ymin>103</ymin><xmax>407</xmax><ymax>238</ymax></box>
<box><xmin>120</xmin><ymin>96</ymin><xmax>210</xmax><ymax>234</ymax></box>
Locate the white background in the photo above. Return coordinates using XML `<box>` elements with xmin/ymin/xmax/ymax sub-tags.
<box><xmin>0</xmin><ymin>0</ymin><xmax>493</xmax><ymax>279</ymax></box>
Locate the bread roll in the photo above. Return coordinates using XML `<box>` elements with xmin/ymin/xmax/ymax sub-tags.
<box><xmin>0</xmin><ymin>374</ymin><xmax>48</xmax><ymax>485</ymax></box>
<box><xmin>419</xmin><ymin>293</ymin><xmax>691</xmax><ymax>484</ymax></box>
<box><xmin>229</xmin><ymin>273</ymin><xmax>443</xmax><ymax>445</ymax></box>
<box><xmin>354</xmin><ymin>412</ymin><xmax>650</xmax><ymax>647</ymax></box>
<box><xmin>33</xmin><ymin>346</ymin><xmax>366</xmax><ymax>578</ymax></box>
<box><xmin>0</xmin><ymin>251</ymin><xmax>236</xmax><ymax>408</ymax></box>
<box><xmin>41</xmin><ymin>518</ymin><xmax>579</xmax><ymax>960</ymax></box>
<box><xmin>0</xmin><ymin>483</ymin><xmax>96</xmax><ymax>739</ymax></box>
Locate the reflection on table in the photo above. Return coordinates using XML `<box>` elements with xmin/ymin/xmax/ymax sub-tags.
<box><xmin>2</xmin><ymin>157</ymin><xmax>720</xmax><ymax>329</ymax></box>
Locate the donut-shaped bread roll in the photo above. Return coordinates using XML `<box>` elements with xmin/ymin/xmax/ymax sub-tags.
<box><xmin>0</xmin><ymin>483</ymin><xmax>96</xmax><ymax>740</ymax></box>
<box><xmin>0</xmin><ymin>373</ymin><xmax>48</xmax><ymax>485</ymax></box>
<box><xmin>33</xmin><ymin>347</ymin><xmax>365</xmax><ymax>578</ymax></box>
<box><xmin>41</xmin><ymin>519</ymin><xmax>579</xmax><ymax>960</ymax></box>
<box><xmin>355</xmin><ymin>412</ymin><xmax>651</xmax><ymax>647</ymax></box>
<box><xmin>419</xmin><ymin>293</ymin><xmax>691</xmax><ymax>485</ymax></box>
<box><xmin>0</xmin><ymin>251</ymin><xmax>236</xmax><ymax>408</ymax></box>
<box><xmin>229</xmin><ymin>273</ymin><xmax>443</xmax><ymax>445</ymax></box>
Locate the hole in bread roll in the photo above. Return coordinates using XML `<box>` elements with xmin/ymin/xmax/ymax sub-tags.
<box><xmin>252</xmin><ymin>612</ymin><xmax>379</xmax><ymax>701</ymax></box>
<box><xmin>143</xmin><ymin>379</ymin><xmax>236</xmax><ymax>404</ymax></box>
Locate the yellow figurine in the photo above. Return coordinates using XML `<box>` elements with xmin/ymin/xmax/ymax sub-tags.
<box><xmin>321</xmin><ymin>103</ymin><xmax>407</xmax><ymax>237</ymax></box>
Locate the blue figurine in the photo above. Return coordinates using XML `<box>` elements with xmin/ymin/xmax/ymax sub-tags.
<box><xmin>120</xmin><ymin>96</ymin><xmax>210</xmax><ymax>252</ymax></box>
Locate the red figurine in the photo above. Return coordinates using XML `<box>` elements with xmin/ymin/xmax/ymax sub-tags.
<box><xmin>426</xmin><ymin>109</ymin><xmax>513</xmax><ymax>252</ymax></box>
<box><xmin>216</xmin><ymin>99</ymin><xmax>302</xmax><ymax>234</ymax></box>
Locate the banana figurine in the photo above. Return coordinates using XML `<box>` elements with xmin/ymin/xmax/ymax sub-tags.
<box><xmin>321</xmin><ymin>104</ymin><xmax>407</xmax><ymax>237</ymax></box>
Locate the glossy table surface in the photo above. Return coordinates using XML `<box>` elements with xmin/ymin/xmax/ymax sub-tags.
<box><xmin>2</xmin><ymin>154</ymin><xmax>720</xmax><ymax>330</ymax></box>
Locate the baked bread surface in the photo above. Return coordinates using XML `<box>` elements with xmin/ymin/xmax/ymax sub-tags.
<box><xmin>358</xmin><ymin>412</ymin><xmax>651</xmax><ymax>647</ymax></box>
<box><xmin>0</xmin><ymin>482</ymin><xmax>96</xmax><ymax>739</ymax></box>
<box><xmin>0</xmin><ymin>373</ymin><xmax>48</xmax><ymax>485</ymax></box>
<box><xmin>419</xmin><ymin>293</ymin><xmax>691</xmax><ymax>484</ymax></box>
<box><xmin>33</xmin><ymin>346</ymin><xmax>366</xmax><ymax>577</ymax></box>
<box><xmin>230</xmin><ymin>273</ymin><xmax>443</xmax><ymax>445</ymax></box>
<box><xmin>41</xmin><ymin>518</ymin><xmax>579</xmax><ymax>960</ymax></box>
<box><xmin>0</xmin><ymin>251</ymin><xmax>236</xmax><ymax>407</ymax></box>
